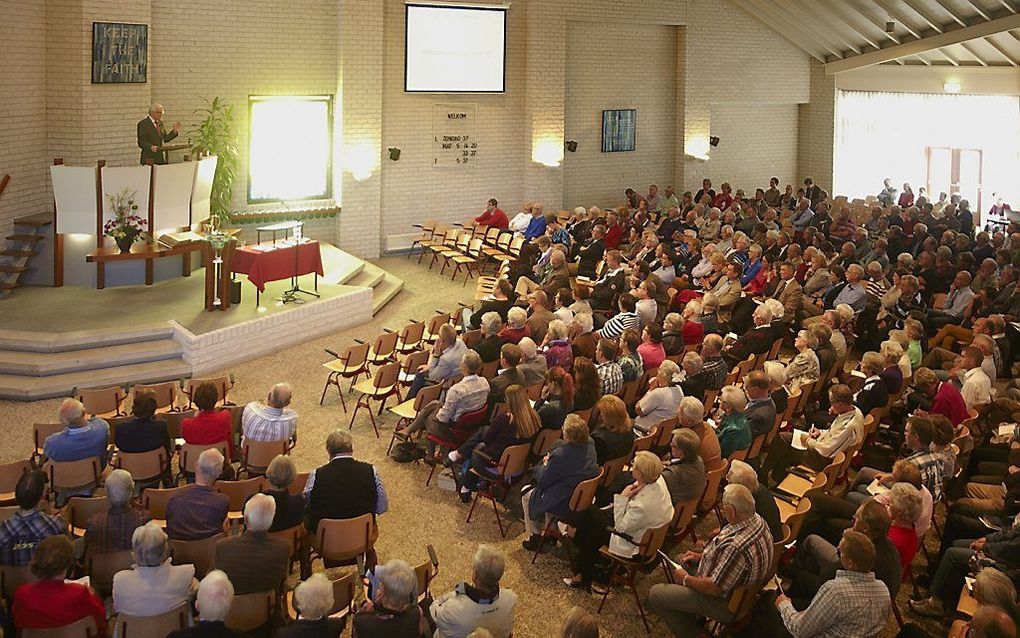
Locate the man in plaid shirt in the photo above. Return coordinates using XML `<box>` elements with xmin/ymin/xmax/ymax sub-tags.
<box><xmin>649</xmin><ymin>484</ymin><xmax>773</xmax><ymax>635</ymax></box>
<box><xmin>594</xmin><ymin>338</ymin><xmax>624</xmax><ymax>396</ymax></box>
<box><xmin>0</xmin><ymin>471</ymin><xmax>66</xmax><ymax>566</ymax></box>
<box><xmin>777</xmin><ymin>530</ymin><xmax>891</xmax><ymax>637</ymax></box>
<box><xmin>700</xmin><ymin>334</ymin><xmax>729</xmax><ymax>391</ymax></box>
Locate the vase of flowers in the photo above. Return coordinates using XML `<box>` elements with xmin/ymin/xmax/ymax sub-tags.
<box><xmin>104</xmin><ymin>188</ymin><xmax>147</xmax><ymax>253</ymax></box>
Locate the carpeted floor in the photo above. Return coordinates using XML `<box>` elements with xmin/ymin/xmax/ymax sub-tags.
<box><xmin>0</xmin><ymin>254</ymin><xmax>948</xmax><ymax>637</ymax></box>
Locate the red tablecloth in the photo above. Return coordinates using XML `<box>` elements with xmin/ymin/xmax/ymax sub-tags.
<box><xmin>232</xmin><ymin>240</ymin><xmax>324</xmax><ymax>292</ymax></box>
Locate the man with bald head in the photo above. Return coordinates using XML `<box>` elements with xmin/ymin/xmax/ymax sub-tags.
<box><xmin>44</xmin><ymin>398</ymin><xmax>111</xmax><ymax>469</ymax></box>
<box><xmin>242</xmin><ymin>383</ymin><xmax>298</xmax><ymax>442</ymax></box>
<box><xmin>137</xmin><ymin>103</ymin><xmax>181</xmax><ymax>165</ymax></box>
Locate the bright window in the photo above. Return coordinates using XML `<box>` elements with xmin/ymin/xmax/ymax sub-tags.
<box><xmin>248</xmin><ymin>96</ymin><xmax>332</xmax><ymax>203</ymax></box>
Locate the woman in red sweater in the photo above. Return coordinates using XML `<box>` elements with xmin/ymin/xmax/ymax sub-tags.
<box><xmin>13</xmin><ymin>535</ymin><xmax>107</xmax><ymax>636</ymax></box>
<box><xmin>181</xmin><ymin>381</ymin><xmax>235</xmax><ymax>460</ymax></box>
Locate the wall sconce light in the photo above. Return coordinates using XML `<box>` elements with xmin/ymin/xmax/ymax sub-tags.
<box><xmin>564</xmin><ymin>140</ymin><xmax>578</xmax><ymax>153</ymax></box>
<box><xmin>388</xmin><ymin>147</ymin><xmax>401</xmax><ymax>161</ymax></box>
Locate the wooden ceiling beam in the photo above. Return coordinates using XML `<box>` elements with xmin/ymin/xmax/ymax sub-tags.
<box><xmin>743</xmin><ymin>0</ymin><xmax>848</xmax><ymax>59</ymax></box>
<box><xmin>983</xmin><ymin>35</ymin><xmax>1020</xmax><ymax>64</ymax></box>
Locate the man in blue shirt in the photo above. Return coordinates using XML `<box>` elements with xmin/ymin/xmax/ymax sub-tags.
<box><xmin>523</xmin><ymin>204</ymin><xmax>548</xmax><ymax>241</ymax></box>
<box><xmin>44</xmin><ymin>398</ymin><xmax>110</xmax><ymax>468</ymax></box>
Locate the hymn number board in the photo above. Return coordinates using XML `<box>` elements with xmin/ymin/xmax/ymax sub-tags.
<box><xmin>433</xmin><ymin>104</ymin><xmax>478</xmax><ymax>168</ymax></box>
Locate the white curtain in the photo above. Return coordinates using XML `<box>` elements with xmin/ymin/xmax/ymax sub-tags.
<box><xmin>833</xmin><ymin>90</ymin><xmax>1020</xmax><ymax>211</ymax></box>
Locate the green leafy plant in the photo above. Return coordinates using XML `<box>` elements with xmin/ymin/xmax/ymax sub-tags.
<box><xmin>190</xmin><ymin>97</ymin><xmax>239</xmax><ymax>226</ymax></box>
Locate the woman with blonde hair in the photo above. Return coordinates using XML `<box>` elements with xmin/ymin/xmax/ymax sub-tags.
<box><xmin>879</xmin><ymin>339</ymin><xmax>906</xmax><ymax>393</ymax></box>
<box><xmin>561</xmin><ymin>606</ymin><xmax>599</xmax><ymax>637</ymax></box>
<box><xmin>786</xmin><ymin>329</ymin><xmax>820</xmax><ymax>392</ymax></box>
<box><xmin>565</xmin><ymin>451</ymin><xmax>674</xmax><ymax>591</ymax></box>
<box><xmin>592</xmin><ymin>395</ymin><xmax>635</xmax><ymax>465</ymax></box>
<box><xmin>454</xmin><ymin>384</ymin><xmax>540</xmax><ymax>502</ymax></box>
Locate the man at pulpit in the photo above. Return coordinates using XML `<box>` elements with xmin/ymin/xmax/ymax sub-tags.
<box><xmin>137</xmin><ymin>103</ymin><xmax>181</xmax><ymax>165</ymax></box>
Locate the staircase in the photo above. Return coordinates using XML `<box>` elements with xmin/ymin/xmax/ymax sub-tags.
<box><xmin>0</xmin><ymin>175</ymin><xmax>51</xmax><ymax>299</ymax></box>
<box><xmin>0</xmin><ymin>323</ymin><xmax>191</xmax><ymax>401</ymax></box>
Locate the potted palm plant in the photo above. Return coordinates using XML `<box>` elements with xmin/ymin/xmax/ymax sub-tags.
<box><xmin>190</xmin><ymin>97</ymin><xmax>239</xmax><ymax>228</ymax></box>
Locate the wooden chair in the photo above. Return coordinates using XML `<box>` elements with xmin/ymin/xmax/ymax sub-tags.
<box><xmin>596</xmin><ymin>522</ymin><xmax>671</xmax><ymax>632</ymax></box>
<box><xmin>448</xmin><ymin>238</ymin><xmax>485</xmax><ymax>284</ymax></box>
<box><xmin>783</xmin><ymin>498</ymin><xmax>813</xmax><ymax>542</ymax></box>
<box><xmin>708</xmin><ymin>582</ymin><xmax>765</xmax><ymax>635</ymax></box>
<box><xmin>170</xmin><ymin>532</ymin><xmax>226</xmax><ymax>578</ymax></box>
<box><xmin>132</xmin><ymin>381</ymin><xmax>180</xmax><ymax>413</ymax></box>
<box><xmin>311</xmin><ymin>514</ymin><xmax>376</xmax><ymax>568</ymax></box>
<box><xmin>530</xmin><ymin>468</ymin><xmax>604</xmax><ymax>563</ymax></box>
<box><xmin>397</xmin><ymin>350</ymin><xmax>429</xmax><ymax>390</ymax></box>
<box><xmin>530</xmin><ymin>428</ymin><xmax>562</xmax><ymax>459</ymax></box>
<box><xmin>0</xmin><ymin>505</ymin><xmax>18</xmax><ymax>522</ymax></box>
<box><xmin>163</xmin><ymin>409</ymin><xmax>194</xmax><ymax>440</ymax></box>
<box><xmin>774</xmin><ymin>473</ymin><xmax>827</xmax><ymax>525</ymax></box>
<box><xmin>112</xmin><ymin>602</ymin><xmax>191</xmax><ymax>637</ymax></box>
<box><xmin>240</xmin><ymin>438</ymin><xmax>291</xmax><ymax>476</ymax></box>
<box><xmin>425</xmin><ymin>403</ymin><xmax>491</xmax><ymax>486</ymax></box>
<box><xmin>76</xmin><ymin>386</ymin><xmax>126</xmax><ymax>418</ymax></box>
<box><xmin>142</xmin><ymin>485</ymin><xmax>185</xmax><ymax>524</ymax></box>
<box><xmin>414</xmin><ymin>556</ymin><xmax>439</xmax><ymax>604</ymax></box>
<box><xmin>22</xmin><ymin>617</ymin><xmax>98</xmax><ymax>637</ymax></box>
<box><xmin>676</xmin><ymin>459</ymin><xmax>729</xmax><ymax>543</ymax></box>
<box><xmin>349</xmin><ymin>361</ymin><xmax>402</xmax><ymax>437</ymax></box>
<box><xmin>215</xmin><ymin>476</ymin><xmax>267</xmax><ymax>523</ymax></box>
<box><xmin>408</xmin><ymin>219</ymin><xmax>440</xmax><ymax>258</ymax></box>
<box><xmin>177</xmin><ymin>442</ymin><xmax>229</xmax><ymax>483</ymax></box>
<box><xmin>67</xmin><ymin>495</ymin><xmax>110</xmax><ymax>536</ymax></box>
<box><xmin>386</xmin><ymin>383</ymin><xmax>443</xmax><ymax>454</ymax></box>
<box><xmin>422</xmin><ymin>312</ymin><xmax>453</xmax><ymax>344</ymax></box>
<box><xmin>116</xmin><ymin>447</ymin><xmax>171</xmax><ymax>486</ymax></box>
<box><xmin>599</xmin><ymin>454</ymin><xmax>631</xmax><ymax>488</ymax></box>
<box><xmin>321</xmin><ymin>341</ymin><xmax>371</xmax><ymax>409</ymax></box>
<box><xmin>286</xmin><ymin>572</ymin><xmax>356</xmax><ymax>620</ymax></box>
<box><xmin>46</xmin><ymin>457</ymin><xmax>101</xmax><ymax>503</ymax></box>
<box><xmin>774</xmin><ymin>452</ymin><xmax>844</xmax><ymax>501</ymax></box>
<box><xmin>270</xmin><ymin>523</ymin><xmax>307</xmax><ymax>576</ymax></box>
<box><xmin>666</xmin><ymin>496</ymin><xmax>701</xmax><ymax>543</ymax></box>
<box><xmin>32</xmin><ymin>423</ymin><xmax>64</xmax><ymax>462</ymax></box>
<box><xmin>225</xmin><ymin>590</ymin><xmax>276</xmax><ymax>632</ymax></box>
<box><xmin>465</xmin><ymin>443</ymin><xmax>532</xmax><ymax>537</ymax></box>
<box><xmin>0</xmin><ymin>563</ymin><xmax>35</xmax><ymax>603</ymax></box>
<box><xmin>289</xmin><ymin>472</ymin><xmax>309</xmax><ymax>496</ymax></box>
<box><xmin>395</xmin><ymin>321</ymin><xmax>426</xmax><ymax>354</ymax></box>
<box><xmin>182</xmin><ymin>376</ymin><xmax>234</xmax><ymax>409</ymax></box>
<box><xmin>366</xmin><ymin>331</ymin><xmax>400</xmax><ymax>367</ymax></box>
<box><xmin>0</xmin><ymin>459</ymin><xmax>31</xmax><ymax>504</ymax></box>
<box><xmin>633</xmin><ymin>431</ymin><xmax>656</xmax><ymax>454</ymax></box>
<box><xmin>85</xmin><ymin>548</ymin><xmax>134</xmax><ymax>598</ymax></box>
<box><xmin>703</xmin><ymin>389</ymin><xmax>720</xmax><ymax>415</ymax></box>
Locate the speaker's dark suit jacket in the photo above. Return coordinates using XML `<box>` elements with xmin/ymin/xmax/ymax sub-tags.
<box><xmin>137</xmin><ymin>117</ymin><xmax>179</xmax><ymax>165</ymax></box>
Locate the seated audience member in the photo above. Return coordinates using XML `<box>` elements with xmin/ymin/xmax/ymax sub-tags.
<box><xmin>852</xmin><ymin>415</ymin><xmax>944</xmax><ymax>501</ymax></box>
<box><xmin>473</xmin><ymin>312</ymin><xmax>505</xmax><ymax>363</ymax></box>
<box><xmin>879</xmin><ymin>339</ymin><xmax>905</xmax><ymax>393</ymax></box>
<box><xmin>566</xmin><ymin>452</ymin><xmax>674</xmax><ymax>590</ymax></box>
<box><xmin>541</xmin><ymin>319</ymin><xmax>574</xmax><ymax>371</ymax></box>
<box><xmin>743</xmin><ymin>371</ymin><xmax>777</xmax><ymax>440</ymax></box>
<box><xmin>12</xmin><ymin>535</ymin><xmax>107</xmax><ymax>636</ymax></box>
<box><xmin>907</xmin><ymin>366</ymin><xmax>968</xmax><ymax>426</ymax></box>
<box><xmin>928</xmin><ymin>270</ymin><xmax>976</xmax><ymax>332</ymax></box>
<box><xmin>634</xmin><ymin>360</ymin><xmax>683</xmax><ymax>434</ymax></box>
<box><xmin>661</xmin><ymin>313</ymin><xmax>687</xmax><ymax>355</ymax></box>
<box><xmin>616</xmin><ymin>329</ymin><xmax>643</xmax><ymax>383</ymax></box>
<box><xmin>533</xmin><ymin>366</ymin><xmax>574</xmax><ymax>430</ymax></box>
<box><xmin>680</xmin><ymin>301</ymin><xmax>707</xmax><ymax>345</ymax></box>
<box><xmin>305</xmin><ymin>431</ymin><xmax>388</xmax><ymax>535</ymax></box>
<box><xmin>242</xmin><ymin>382</ymin><xmax>298</xmax><ymax>442</ymax></box>
<box><xmin>115</xmin><ymin>389</ymin><xmax>171</xmax><ymax>454</ymax></box>
<box><xmin>953</xmin><ymin>345</ymin><xmax>994</xmax><ymax>410</ymax></box>
<box><xmin>182</xmin><ymin>381</ymin><xmax>236</xmax><ymax>460</ymax></box>
<box><xmin>854</xmin><ymin>351</ymin><xmax>891</xmax><ymax>418</ymax></box>
<box><xmin>475</xmin><ymin>198</ymin><xmax>508</xmax><ymax>229</ymax></box>
<box><xmin>454</xmin><ymin>385</ymin><xmax>540</xmax><ymax>502</ymax></box>
<box><xmin>0</xmin><ymin>470</ymin><xmax>66</xmax><ymax>566</ymax></box>
<box><xmin>649</xmin><ymin>484</ymin><xmax>773</xmax><ymax>635</ymax></box>
<box><xmin>886</xmin><ymin>483</ymin><xmax>923</xmax><ymax>570</ymax></box>
<box><xmin>44</xmin><ymin>397</ymin><xmax>110</xmax><ymax>469</ymax></box>
<box><xmin>763</xmin><ymin>384</ymin><xmax>862</xmax><ymax>485</ymax></box>
<box><xmin>263</xmin><ymin>454</ymin><xmax>306</xmax><ymax>532</ymax></box>
<box><xmin>165</xmin><ymin>448</ymin><xmax>230</xmax><ymax>541</ymax></box>
<box><xmin>408</xmin><ymin>324</ymin><xmax>468</xmax><ymax>399</ymax></box>
<box><xmin>521</xmin><ymin>415</ymin><xmax>600</xmax><ymax>551</ymax></box>
<box><xmin>811</xmin><ymin>323</ymin><xmax>837</xmax><ymax>378</ymax></box>
<box><xmin>662</xmin><ymin>429</ymin><xmax>707</xmax><ymax>505</ymax></box>
<box><xmin>431</xmin><ymin>545</ymin><xmax>517</xmax><ymax>638</ymax></box>
<box><xmin>281</xmin><ymin>573</ymin><xmax>347</xmax><ymax>638</ymax></box>
<box><xmin>572</xmin><ymin>357</ymin><xmax>601</xmax><ymax>412</ymax></box>
<box><xmin>637</xmin><ymin>324</ymin><xmax>667</xmax><ymax>372</ymax></box>
<box><xmin>560</xmin><ymin>606</ymin><xmax>600</xmax><ymax>638</ymax></box>
<box><xmin>352</xmin><ymin>560</ymin><xmax>426</xmax><ymax>637</ymax></box>
<box><xmin>722</xmin><ymin>304</ymin><xmax>774</xmax><ymax>367</ymax></box>
<box><xmin>763</xmin><ymin>361</ymin><xmax>789</xmax><ymax>417</ymax></box>
<box><xmin>785</xmin><ymin>329</ymin><xmax>820</xmax><ymax>392</ymax></box>
<box><xmin>525</xmin><ymin>290</ymin><xmax>556</xmax><ymax>344</ymax></box>
<box><xmin>678</xmin><ymin>397</ymin><xmax>721</xmax><ymax>469</ymax></box>
<box><xmin>592</xmin><ymin>395</ymin><xmax>637</xmax><ymax>464</ymax></box>
<box><xmin>84</xmin><ymin>469</ymin><xmax>150</xmax><ymax>555</ymax></box>
<box><xmin>397</xmin><ymin>351</ymin><xmax>489</xmax><ymax>443</ymax></box>
<box><xmin>113</xmin><ymin>521</ymin><xmax>197</xmax><ymax>618</ymax></box>
<box><xmin>679</xmin><ymin>351</ymin><xmax>709</xmax><ymax>401</ymax></box>
<box><xmin>212</xmin><ymin>494</ymin><xmax>290</xmax><ymax>599</ymax></box>
<box><xmin>167</xmin><ymin>570</ymin><xmax>237</xmax><ymax>638</ymax></box>
<box><xmin>700</xmin><ymin>334</ymin><xmax>729</xmax><ymax>390</ymax></box>
<box><xmin>594</xmin><ymin>338</ymin><xmax>624</xmax><ymax>397</ymax></box>
<box><xmin>468</xmin><ymin>278</ymin><xmax>516</xmax><ymax>330</ymax></box>
<box><xmin>715</xmin><ymin>378</ymin><xmax>757</xmax><ymax>454</ymax></box>
<box><xmin>596</xmin><ymin>293</ymin><xmax>641</xmax><ymax>340</ymax></box>
<box><xmin>499</xmin><ymin>307</ymin><xmax>531</xmax><ymax>344</ymax></box>
<box><xmin>489</xmin><ymin>343</ymin><xmax>527</xmax><ymax>404</ymax></box>
<box><xmin>569</xmin><ymin>312</ymin><xmax>597</xmax><ymax>361</ymax></box>
<box><xmin>517</xmin><ymin>337</ymin><xmax>548</xmax><ymax>386</ymax></box>
<box><xmin>946</xmin><ymin>568</ymin><xmax>1018</xmax><ymax>638</ymax></box>
<box><xmin>968</xmin><ymin>606</ymin><xmax>1018</xmax><ymax>638</ymax></box>
<box><xmin>787</xmin><ymin>498</ymin><xmax>901</xmax><ymax>603</ymax></box>
<box><xmin>727</xmin><ymin>459</ymin><xmax>781</xmax><ymax>543</ymax></box>
<box><xmin>776</xmin><ymin>531</ymin><xmax>891</xmax><ymax>637</ymax></box>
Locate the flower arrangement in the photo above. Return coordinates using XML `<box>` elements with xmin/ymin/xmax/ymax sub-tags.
<box><xmin>104</xmin><ymin>187</ymin><xmax>148</xmax><ymax>252</ymax></box>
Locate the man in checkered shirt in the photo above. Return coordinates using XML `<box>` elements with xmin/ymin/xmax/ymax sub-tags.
<box><xmin>0</xmin><ymin>471</ymin><xmax>66</xmax><ymax>566</ymax></box>
<box><xmin>594</xmin><ymin>338</ymin><xmax>624</xmax><ymax>396</ymax></box>
<box><xmin>649</xmin><ymin>483</ymin><xmax>773</xmax><ymax>635</ymax></box>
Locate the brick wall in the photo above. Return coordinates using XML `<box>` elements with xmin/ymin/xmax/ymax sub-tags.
<box><xmin>563</xmin><ymin>21</ymin><xmax>679</xmax><ymax>210</ymax></box>
<box><xmin>703</xmin><ymin>102</ymin><xmax>800</xmax><ymax>196</ymax></box>
<box><xmin>798</xmin><ymin>59</ymin><xmax>837</xmax><ymax>194</ymax></box>
<box><xmin>0</xmin><ymin>3</ymin><xmax>48</xmax><ymax>237</ymax></box>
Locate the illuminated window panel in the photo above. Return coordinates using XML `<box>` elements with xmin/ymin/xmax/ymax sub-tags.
<box><xmin>248</xmin><ymin>96</ymin><xmax>332</xmax><ymax>203</ymax></box>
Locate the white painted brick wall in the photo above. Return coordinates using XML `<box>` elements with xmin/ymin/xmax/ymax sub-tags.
<box><xmin>798</xmin><ymin>59</ymin><xmax>837</xmax><ymax>192</ymax></box>
<box><xmin>702</xmin><ymin>102</ymin><xmax>800</xmax><ymax>196</ymax></box>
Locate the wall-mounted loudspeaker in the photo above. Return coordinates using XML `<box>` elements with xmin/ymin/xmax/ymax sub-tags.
<box><xmin>388</xmin><ymin>147</ymin><xmax>401</xmax><ymax>161</ymax></box>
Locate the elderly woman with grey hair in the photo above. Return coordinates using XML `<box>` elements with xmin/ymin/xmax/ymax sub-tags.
<box><xmin>279</xmin><ymin>572</ymin><xmax>346</xmax><ymax>637</ymax></box>
<box><xmin>352</xmin><ymin>559</ymin><xmax>427</xmax><ymax>637</ymax></box>
<box><xmin>785</xmin><ymin>329</ymin><xmax>820</xmax><ymax>392</ymax></box>
<box><xmin>113</xmin><ymin>521</ymin><xmax>198</xmax><ymax>618</ymax></box>
<box><xmin>262</xmin><ymin>454</ymin><xmax>305</xmax><ymax>532</ymax></box>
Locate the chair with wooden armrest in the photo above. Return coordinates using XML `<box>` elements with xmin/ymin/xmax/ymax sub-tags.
<box><xmin>386</xmin><ymin>382</ymin><xmax>442</xmax><ymax>454</ymax></box>
<box><xmin>112</xmin><ymin>602</ymin><xmax>191</xmax><ymax>637</ymax></box>
<box><xmin>21</xmin><ymin>616</ymin><xmax>98</xmax><ymax>638</ymax></box>
<box><xmin>366</xmin><ymin>330</ymin><xmax>400</xmax><ymax>367</ymax></box>
<box><xmin>225</xmin><ymin>590</ymin><xmax>276</xmax><ymax>632</ymax></box>
<box><xmin>773</xmin><ymin>473</ymin><xmax>826</xmax><ymax>525</ymax></box>
<box><xmin>349</xmin><ymin>362</ymin><xmax>402</xmax><ymax>437</ymax></box>
<box><xmin>66</xmin><ymin>495</ymin><xmax>110</xmax><ymax>537</ymax></box>
<box><xmin>320</xmin><ymin>341</ymin><xmax>371</xmax><ymax>409</ymax></box>
<box><xmin>170</xmin><ymin>532</ymin><xmax>226</xmax><ymax>579</ymax></box>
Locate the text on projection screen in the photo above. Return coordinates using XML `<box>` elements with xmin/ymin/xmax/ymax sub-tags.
<box><xmin>405</xmin><ymin>4</ymin><xmax>506</xmax><ymax>93</ymax></box>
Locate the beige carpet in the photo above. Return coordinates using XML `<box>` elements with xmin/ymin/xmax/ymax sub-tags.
<box><xmin>0</xmin><ymin>255</ymin><xmax>927</xmax><ymax>637</ymax></box>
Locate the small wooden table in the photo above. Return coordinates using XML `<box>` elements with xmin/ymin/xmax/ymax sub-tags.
<box><xmin>85</xmin><ymin>241</ymin><xmax>204</xmax><ymax>289</ymax></box>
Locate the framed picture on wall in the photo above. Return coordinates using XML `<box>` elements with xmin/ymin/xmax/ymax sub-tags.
<box><xmin>602</xmin><ymin>109</ymin><xmax>636</xmax><ymax>153</ymax></box>
<box><xmin>92</xmin><ymin>22</ymin><xmax>148</xmax><ymax>84</ymax></box>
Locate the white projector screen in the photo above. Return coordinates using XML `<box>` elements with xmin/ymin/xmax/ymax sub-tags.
<box><xmin>405</xmin><ymin>3</ymin><xmax>506</xmax><ymax>93</ymax></box>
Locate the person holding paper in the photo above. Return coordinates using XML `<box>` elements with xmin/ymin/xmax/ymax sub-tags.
<box><xmin>762</xmin><ymin>384</ymin><xmax>862</xmax><ymax>486</ymax></box>
<box><xmin>137</xmin><ymin>103</ymin><xmax>181</xmax><ymax>165</ymax></box>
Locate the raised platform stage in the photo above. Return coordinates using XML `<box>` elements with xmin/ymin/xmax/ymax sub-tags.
<box><xmin>0</xmin><ymin>244</ymin><xmax>402</xmax><ymax>400</ymax></box>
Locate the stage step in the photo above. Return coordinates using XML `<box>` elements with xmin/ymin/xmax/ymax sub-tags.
<box><xmin>372</xmin><ymin>273</ymin><xmax>404</xmax><ymax>316</ymax></box>
<box><xmin>13</xmin><ymin>213</ymin><xmax>53</xmax><ymax>228</ymax></box>
<box><xmin>0</xmin><ymin>249</ymin><xmax>36</xmax><ymax>258</ymax></box>
<box><xmin>0</xmin><ymin>323</ymin><xmax>175</xmax><ymax>353</ymax></box>
<box><xmin>346</xmin><ymin>263</ymin><xmax>386</xmax><ymax>289</ymax></box>
<box><xmin>0</xmin><ymin>358</ymin><xmax>193</xmax><ymax>401</ymax></box>
<box><xmin>6</xmin><ymin>234</ymin><xmax>44</xmax><ymax>243</ymax></box>
<box><xmin>0</xmin><ymin>339</ymin><xmax>183</xmax><ymax>376</ymax></box>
